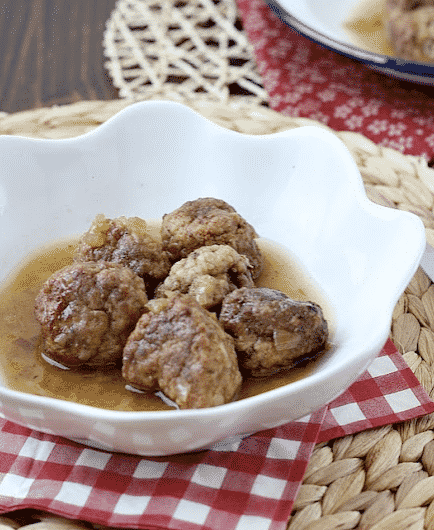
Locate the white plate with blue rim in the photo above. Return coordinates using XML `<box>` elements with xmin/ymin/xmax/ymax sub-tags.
<box><xmin>266</xmin><ymin>0</ymin><xmax>434</xmax><ymax>85</ymax></box>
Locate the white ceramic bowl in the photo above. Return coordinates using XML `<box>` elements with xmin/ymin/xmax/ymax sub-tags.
<box><xmin>0</xmin><ymin>100</ymin><xmax>425</xmax><ymax>456</ymax></box>
<box><xmin>267</xmin><ymin>0</ymin><xmax>434</xmax><ymax>85</ymax></box>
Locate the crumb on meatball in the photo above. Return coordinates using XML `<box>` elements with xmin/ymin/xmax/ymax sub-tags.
<box><xmin>161</xmin><ymin>197</ymin><xmax>264</xmax><ymax>279</ymax></box>
<box><xmin>219</xmin><ymin>287</ymin><xmax>328</xmax><ymax>377</ymax></box>
<box><xmin>122</xmin><ymin>294</ymin><xmax>242</xmax><ymax>409</ymax></box>
<box><xmin>155</xmin><ymin>244</ymin><xmax>255</xmax><ymax>308</ymax></box>
<box><xmin>34</xmin><ymin>261</ymin><xmax>147</xmax><ymax>369</ymax></box>
<box><xmin>74</xmin><ymin>214</ymin><xmax>171</xmax><ymax>283</ymax></box>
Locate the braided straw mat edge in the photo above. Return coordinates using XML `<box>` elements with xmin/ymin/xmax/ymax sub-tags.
<box><xmin>2</xmin><ymin>98</ymin><xmax>434</xmax><ymax>530</ymax></box>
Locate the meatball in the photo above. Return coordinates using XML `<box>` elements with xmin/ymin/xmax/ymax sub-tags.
<box><xmin>384</xmin><ymin>0</ymin><xmax>434</xmax><ymax>61</ymax></box>
<box><xmin>161</xmin><ymin>197</ymin><xmax>264</xmax><ymax>279</ymax></box>
<box><xmin>35</xmin><ymin>261</ymin><xmax>147</xmax><ymax>368</ymax></box>
<box><xmin>155</xmin><ymin>244</ymin><xmax>255</xmax><ymax>309</ymax></box>
<box><xmin>74</xmin><ymin>214</ymin><xmax>171</xmax><ymax>284</ymax></box>
<box><xmin>219</xmin><ymin>287</ymin><xmax>328</xmax><ymax>377</ymax></box>
<box><xmin>122</xmin><ymin>294</ymin><xmax>242</xmax><ymax>409</ymax></box>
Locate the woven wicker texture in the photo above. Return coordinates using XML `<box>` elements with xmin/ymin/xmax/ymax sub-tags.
<box><xmin>102</xmin><ymin>0</ymin><xmax>267</xmax><ymax>104</ymax></box>
<box><xmin>2</xmin><ymin>98</ymin><xmax>434</xmax><ymax>529</ymax></box>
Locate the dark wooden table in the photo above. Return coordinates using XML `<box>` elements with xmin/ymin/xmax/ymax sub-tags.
<box><xmin>0</xmin><ymin>0</ymin><xmax>119</xmax><ymax>113</ymax></box>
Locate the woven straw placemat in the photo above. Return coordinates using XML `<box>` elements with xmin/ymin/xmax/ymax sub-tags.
<box><xmin>102</xmin><ymin>0</ymin><xmax>267</xmax><ymax>105</ymax></box>
<box><xmin>1</xmin><ymin>98</ymin><xmax>434</xmax><ymax>529</ymax></box>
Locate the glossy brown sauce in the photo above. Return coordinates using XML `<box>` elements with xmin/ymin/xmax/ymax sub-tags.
<box><xmin>0</xmin><ymin>227</ymin><xmax>333</xmax><ymax>411</ymax></box>
<box><xmin>343</xmin><ymin>0</ymin><xmax>395</xmax><ymax>56</ymax></box>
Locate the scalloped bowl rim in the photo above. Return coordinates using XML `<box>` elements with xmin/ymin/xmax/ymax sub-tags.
<box><xmin>0</xmin><ymin>100</ymin><xmax>425</xmax><ymax>454</ymax></box>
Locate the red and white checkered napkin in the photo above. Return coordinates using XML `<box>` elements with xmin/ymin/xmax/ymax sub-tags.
<box><xmin>0</xmin><ymin>339</ymin><xmax>433</xmax><ymax>530</ymax></box>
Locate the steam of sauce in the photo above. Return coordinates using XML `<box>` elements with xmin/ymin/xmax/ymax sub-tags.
<box><xmin>343</xmin><ymin>0</ymin><xmax>395</xmax><ymax>56</ymax></box>
<box><xmin>0</xmin><ymin>221</ymin><xmax>333</xmax><ymax>412</ymax></box>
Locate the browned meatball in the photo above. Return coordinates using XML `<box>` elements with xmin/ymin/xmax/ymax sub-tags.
<box><xmin>35</xmin><ymin>261</ymin><xmax>147</xmax><ymax>368</ymax></box>
<box><xmin>219</xmin><ymin>287</ymin><xmax>328</xmax><ymax>377</ymax></box>
<box><xmin>122</xmin><ymin>294</ymin><xmax>242</xmax><ymax>409</ymax></box>
<box><xmin>161</xmin><ymin>198</ymin><xmax>264</xmax><ymax>279</ymax></box>
<box><xmin>385</xmin><ymin>0</ymin><xmax>434</xmax><ymax>61</ymax></box>
<box><xmin>74</xmin><ymin>214</ymin><xmax>171</xmax><ymax>284</ymax></box>
<box><xmin>155</xmin><ymin>245</ymin><xmax>255</xmax><ymax>308</ymax></box>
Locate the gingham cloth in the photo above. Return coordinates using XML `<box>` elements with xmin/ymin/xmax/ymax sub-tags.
<box><xmin>1</xmin><ymin>339</ymin><xmax>433</xmax><ymax>530</ymax></box>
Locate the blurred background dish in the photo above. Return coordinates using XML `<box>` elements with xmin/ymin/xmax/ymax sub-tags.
<box><xmin>267</xmin><ymin>0</ymin><xmax>434</xmax><ymax>85</ymax></box>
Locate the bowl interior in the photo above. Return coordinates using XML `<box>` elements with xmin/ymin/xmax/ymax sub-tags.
<box><xmin>0</xmin><ymin>100</ymin><xmax>424</xmax><ymax>376</ymax></box>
